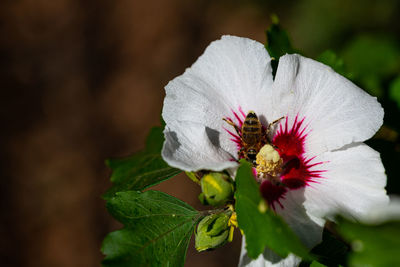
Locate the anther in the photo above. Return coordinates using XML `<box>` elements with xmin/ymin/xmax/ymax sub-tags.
<box><xmin>256</xmin><ymin>144</ymin><xmax>283</xmax><ymax>182</ymax></box>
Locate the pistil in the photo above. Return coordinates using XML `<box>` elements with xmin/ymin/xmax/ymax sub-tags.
<box><xmin>256</xmin><ymin>144</ymin><xmax>283</xmax><ymax>185</ymax></box>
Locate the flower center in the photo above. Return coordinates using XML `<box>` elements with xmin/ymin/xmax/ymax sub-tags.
<box><xmin>223</xmin><ymin>108</ymin><xmax>326</xmax><ymax>210</ymax></box>
<box><xmin>256</xmin><ymin>144</ymin><xmax>283</xmax><ymax>185</ymax></box>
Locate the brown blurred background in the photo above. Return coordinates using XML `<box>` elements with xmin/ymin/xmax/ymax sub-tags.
<box><xmin>1</xmin><ymin>0</ymin><xmax>400</xmax><ymax>267</ymax></box>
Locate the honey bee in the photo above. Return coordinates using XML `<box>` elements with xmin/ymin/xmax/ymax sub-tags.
<box><xmin>223</xmin><ymin>111</ymin><xmax>282</xmax><ymax>165</ymax></box>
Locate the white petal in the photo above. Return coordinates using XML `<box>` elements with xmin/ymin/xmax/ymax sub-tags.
<box><xmin>304</xmin><ymin>143</ymin><xmax>389</xmax><ymax>221</ymax></box>
<box><xmin>273</xmin><ymin>54</ymin><xmax>384</xmax><ymax>156</ymax></box>
<box><xmin>359</xmin><ymin>195</ymin><xmax>400</xmax><ymax>224</ymax></box>
<box><xmin>239</xmin><ymin>241</ymin><xmax>301</xmax><ymax>267</ymax></box>
<box><xmin>275</xmin><ymin>189</ymin><xmax>324</xmax><ymax>247</ymax></box>
<box><xmin>239</xmin><ymin>189</ymin><xmax>323</xmax><ymax>267</ymax></box>
<box><xmin>162</xmin><ymin>35</ymin><xmax>274</xmax><ymax>171</ymax></box>
<box><xmin>162</xmin><ymin>122</ymin><xmax>238</xmax><ymax>171</ymax></box>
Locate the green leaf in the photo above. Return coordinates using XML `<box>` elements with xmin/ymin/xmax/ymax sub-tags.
<box><xmin>102</xmin><ymin>191</ymin><xmax>201</xmax><ymax>267</ymax></box>
<box><xmin>389</xmin><ymin>76</ymin><xmax>400</xmax><ymax>110</ymax></box>
<box><xmin>341</xmin><ymin>35</ymin><xmax>400</xmax><ymax>97</ymax></box>
<box><xmin>317</xmin><ymin>50</ymin><xmax>347</xmax><ymax>77</ymax></box>
<box><xmin>265</xmin><ymin>15</ymin><xmax>295</xmax><ymax>59</ymax></box>
<box><xmin>265</xmin><ymin>15</ymin><xmax>296</xmax><ymax>78</ymax></box>
<box><xmin>104</xmin><ymin>126</ymin><xmax>181</xmax><ymax>199</ymax></box>
<box><xmin>308</xmin><ymin>228</ymin><xmax>349</xmax><ymax>266</ymax></box>
<box><xmin>310</xmin><ymin>261</ymin><xmax>327</xmax><ymax>267</ymax></box>
<box><xmin>145</xmin><ymin>127</ymin><xmax>163</xmax><ymax>152</ymax></box>
<box><xmin>234</xmin><ymin>160</ymin><xmax>311</xmax><ymax>260</ymax></box>
<box><xmin>336</xmin><ymin>218</ymin><xmax>400</xmax><ymax>267</ymax></box>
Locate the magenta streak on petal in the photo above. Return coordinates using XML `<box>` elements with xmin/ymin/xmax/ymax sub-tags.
<box><xmin>230</xmin><ymin>138</ymin><xmax>240</xmax><ymax>144</ymax></box>
<box><xmin>260</xmin><ymin>180</ymin><xmax>287</xmax><ymax>210</ymax></box>
<box><xmin>252</xmin><ymin>167</ymin><xmax>258</xmax><ymax>177</ymax></box>
<box><xmin>223</xmin><ymin>107</ymin><xmax>247</xmax><ymax>159</ymax></box>
<box><xmin>223</xmin><ymin>109</ymin><xmax>327</xmax><ymax>210</ymax></box>
<box><xmin>231</xmin><ymin>108</ymin><xmax>244</xmax><ymax>127</ymax></box>
<box><xmin>256</xmin><ymin>115</ymin><xmax>327</xmax><ymax>209</ymax></box>
<box><xmin>238</xmin><ymin>106</ymin><xmax>246</xmax><ymax>120</ymax></box>
<box><xmin>223</xmin><ymin>126</ymin><xmax>242</xmax><ymax>151</ymax></box>
<box><xmin>224</xmin><ymin>127</ymin><xmax>239</xmax><ymax>139</ymax></box>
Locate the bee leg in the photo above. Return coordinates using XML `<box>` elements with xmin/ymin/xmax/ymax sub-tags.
<box><xmin>223</xmin><ymin>118</ymin><xmax>242</xmax><ymax>137</ymax></box>
<box><xmin>266</xmin><ymin>116</ymin><xmax>285</xmax><ymax>137</ymax></box>
<box><xmin>261</xmin><ymin>129</ymin><xmax>270</xmax><ymax>144</ymax></box>
<box><xmin>238</xmin><ymin>147</ymin><xmax>245</xmax><ymax>160</ymax></box>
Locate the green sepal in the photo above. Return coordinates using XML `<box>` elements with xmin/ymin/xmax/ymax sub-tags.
<box><xmin>195</xmin><ymin>211</ymin><xmax>231</xmax><ymax>252</ymax></box>
<box><xmin>198</xmin><ymin>192</ymin><xmax>207</xmax><ymax>205</ymax></box>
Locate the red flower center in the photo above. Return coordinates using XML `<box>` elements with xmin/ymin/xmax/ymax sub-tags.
<box><xmin>224</xmin><ymin>109</ymin><xmax>326</xmax><ymax>210</ymax></box>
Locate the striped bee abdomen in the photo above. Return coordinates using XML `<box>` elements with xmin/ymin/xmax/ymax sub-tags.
<box><xmin>246</xmin><ymin>147</ymin><xmax>258</xmax><ymax>163</ymax></box>
<box><xmin>241</xmin><ymin>111</ymin><xmax>261</xmax><ymax>145</ymax></box>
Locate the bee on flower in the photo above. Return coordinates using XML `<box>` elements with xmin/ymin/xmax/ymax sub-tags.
<box><xmin>161</xmin><ymin>35</ymin><xmax>389</xmax><ymax>266</ymax></box>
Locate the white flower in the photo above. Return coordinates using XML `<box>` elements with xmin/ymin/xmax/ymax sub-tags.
<box><xmin>361</xmin><ymin>195</ymin><xmax>400</xmax><ymax>224</ymax></box>
<box><xmin>161</xmin><ymin>35</ymin><xmax>389</xmax><ymax>266</ymax></box>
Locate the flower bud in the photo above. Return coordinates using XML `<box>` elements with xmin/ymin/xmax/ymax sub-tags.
<box><xmin>195</xmin><ymin>212</ymin><xmax>231</xmax><ymax>252</ymax></box>
<box><xmin>199</xmin><ymin>172</ymin><xmax>234</xmax><ymax>206</ymax></box>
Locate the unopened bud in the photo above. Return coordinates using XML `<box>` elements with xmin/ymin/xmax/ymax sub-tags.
<box><xmin>195</xmin><ymin>212</ymin><xmax>231</xmax><ymax>252</ymax></box>
<box><xmin>199</xmin><ymin>172</ymin><xmax>234</xmax><ymax>206</ymax></box>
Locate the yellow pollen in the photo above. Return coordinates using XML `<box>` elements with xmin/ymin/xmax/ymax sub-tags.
<box><xmin>227</xmin><ymin>212</ymin><xmax>243</xmax><ymax>241</ymax></box>
<box><xmin>256</xmin><ymin>144</ymin><xmax>283</xmax><ymax>178</ymax></box>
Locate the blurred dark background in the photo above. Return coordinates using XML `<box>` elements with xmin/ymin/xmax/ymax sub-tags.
<box><xmin>1</xmin><ymin>1</ymin><xmax>400</xmax><ymax>266</ymax></box>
